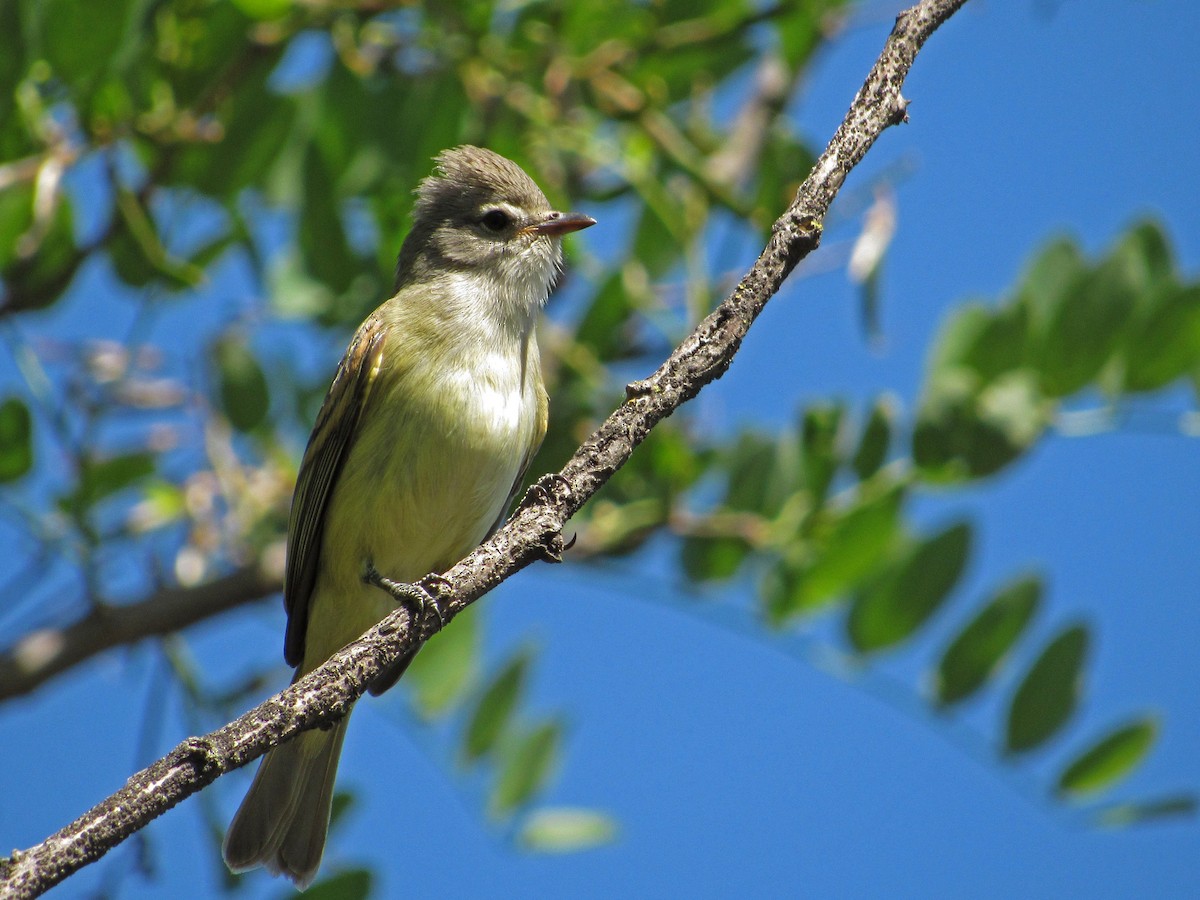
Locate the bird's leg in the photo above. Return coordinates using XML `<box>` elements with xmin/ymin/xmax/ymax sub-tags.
<box><xmin>362</xmin><ymin>562</ymin><xmax>445</xmax><ymax>633</ymax></box>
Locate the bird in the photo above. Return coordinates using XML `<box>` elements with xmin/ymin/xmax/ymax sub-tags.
<box><xmin>222</xmin><ymin>145</ymin><xmax>595</xmax><ymax>888</ymax></box>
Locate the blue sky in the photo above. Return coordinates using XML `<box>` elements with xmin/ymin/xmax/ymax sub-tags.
<box><xmin>2</xmin><ymin>1</ymin><xmax>1198</xmax><ymax>898</ymax></box>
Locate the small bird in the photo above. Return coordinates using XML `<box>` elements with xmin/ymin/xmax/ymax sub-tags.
<box><xmin>222</xmin><ymin>146</ymin><xmax>594</xmax><ymax>888</ymax></box>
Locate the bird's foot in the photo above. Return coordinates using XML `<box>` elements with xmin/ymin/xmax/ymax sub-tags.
<box><xmin>363</xmin><ymin>563</ymin><xmax>445</xmax><ymax>633</ymax></box>
<box><xmin>519</xmin><ymin>472</ymin><xmax>571</xmax><ymax>510</ymax></box>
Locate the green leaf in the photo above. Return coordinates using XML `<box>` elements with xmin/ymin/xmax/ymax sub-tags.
<box><xmin>751</xmin><ymin>126</ymin><xmax>814</xmax><ymax>233</ymax></box>
<box><xmin>35</xmin><ymin>0</ymin><xmax>140</xmax><ymax>90</ymax></box>
<box><xmin>643</xmin><ymin>424</ymin><xmax>703</xmax><ymax>493</ymax></box>
<box><xmin>914</xmin><ymin>368</ymin><xmax>1047</xmax><ymax>483</ymax></box>
<box><xmin>1057</xmin><ymin>718</ymin><xmax>1158</xmax><ymax>797</ymax></box>
<box><xmin>0</xmin><ymin>184</ymin><xmax>35</xmax><ymax>271</ymax></box>
<box><xmin>934</xmin><ymin>574</ymin><xmax>1041</xmax><ymax>707</ymax></box>
<box><xmin>847</xmin><ymin>521</ymin><xmax>971</xmax><ymax>653</ymax></box>
<box><xmin>110</xmin><ymin>188</ymin><xmax>204</xmax><ymax>289</ymax></box>
<box><xmin>1016</xmin><ymin>237</ymin><xmax>1087</xmax><ymax>325</ymax></box>
<box><xmin>852</xmin><ymin>398</ymin><xmax>892</xmax><ymax>481</ymax></box>
<box><xmin>0</xmin><ymin>3</ymin><xmax>26</xmax><ymax>161</ymax></box>
<box><xmin>800</xmin><ymin>403</ymin><xmax>843</xmax><ymax>504</ymax></box>
<box><xmin>680</xmin><ymin>534</ymin><xmax>750</xmax><ymax>582</ymax></box>
<box><xmin>764</xmin><ymin>483</ymin><xmax>904</xmax><ymax>621</ymax></box>
<box><xmin>773</xmin><ymin>0</ymin><xmax>832</xmax><ymax>67</ymax></box>
<box><xmin>1005</xmin><ymin>624</ymin><xmax>1089</xmax><ymax>754</ymax></box>
<box><xmin>405</xmin><ymin>604</ymin><xmax>480</xmax><ymax>718</ymax></box>
<box><xmin>0</xmin><ymin>397</ymin><xmax>33</xmax><ymax>483</ymax></box>
<box><xmin>1096</xmin><ymin>794</ymin><xmax>1197</xmax><ymax>828</ymax></box>
<box><xmin>518</xmin><ymin>807</ymin><xmax>618</xmax><ymax>853</ymax></box>
<box><xmin>75</xmin><ymin>451</ymin><xmax>156</xmax><ymax>510</ymax></box>
<box><xmin>725</xmin><ymin>432</ymin><xmax>794</xmax><ymax>516</ymax></box>
<box><xmin>212</xmin><ymin>335</ymin><xmax>270</xmax><ymax>432</ymax></box>
<box><xmin>168</xmin><ymin>52</ymin><xmax>292</xmax><ymax>198</ymax></box>
<box><xmin>968</xmin><ymin>302</ymin><xmax>1031</xmax><ymax>382</ymax></box>
<box><xmin>328</xmin><ymin>791</ymin><xmax>356</xmax><ymax>831</ymax></box>
<box><xmin>924</xmin><ymin>300</ymin><xmax>1031</xmax><ymax>384</ymax></box>
<box><xmin>463</xmin><ymin>649</ymin><xmax>531</xmax><ymax>763</ymax></box>
<box><xmin>299</xmin><ymin>145</ymin><xmax>360</xmax><ymax>294</ymax></box>
<box><xmin>927</xmin><ymin>302</ymin><xmax>991</xmax><ymax>377</ymax></box>
<box><xmin>107</xmin><ymin>228</ymin><xmax>159</xmax><ymax>288</ymax></box>
<box><xmin>299</xmin><ymin>868</ymin><xmax>372</xmax><ymax>900</ymax></box>
<box><xmin>575</xmin><ymin>270</ymin><xmax>635</xmax><ymax>363</ymax></box>
<box><xmin>229</xmin><ymin>0</ymin><xmax>291</xmax><ymax>20</ymax></box>
<box><xmin>630</xmin><ymin>190</ymin><xmax>683</xmax><ymax>279</ymax></box>
<box><xmin>128</xmin><ymin>479</ymin><xmax>186</xmax><ymax>533</ymax></box>
<box><xmin>490</xmin><ymin>720</ymin><xmax>562</xmax><ymax>816</ymax></box>
<box><xmin>1121</xmin><ymin>284</ymin><xmax>1200</xmax><ymax>392</ymax></box>
<box><xmin>1036</xmin><ymin>245</ymin><xmax>1135</xmax><ymax>397</ymax></box>
<box><xmin>2</xmin><ymin>193</ymin><xmax>79</xmax><ymax>312</ymax></box>
<box><xmin>1114</xmin><ymin>219</ymin><xmax>1175</xmax><ymax>294</ymax></box>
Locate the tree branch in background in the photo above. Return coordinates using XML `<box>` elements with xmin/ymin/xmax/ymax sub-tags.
<box><xmin>0</xmin><ymin>564</ymin><xmax>282</xmax><ymax>703</ymax></box>
<box><xmin>0</xmin><ymin>1</ymin><xmax>969</xmax><ymax>896</ymax></box>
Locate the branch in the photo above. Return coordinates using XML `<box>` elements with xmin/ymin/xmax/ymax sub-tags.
<box><xmin>0</xmin><ymin>2</ymin><xmax>968</xmax><ymax>896</ymax></box>
<box><xmin>0</xmin><ymin>564</ymin><xmax>282</xmax><ymax>703</ymax></box>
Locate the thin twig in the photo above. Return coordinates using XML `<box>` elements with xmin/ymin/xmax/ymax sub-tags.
<box><xmin>0</xmin><ymin>564</ymin><xmax>282</xmax><ymax>702</ymax></box>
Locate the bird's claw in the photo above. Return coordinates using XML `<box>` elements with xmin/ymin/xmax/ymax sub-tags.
<box><xmin>520</xmin><ymin>472</ymin><xmax>571</xmax><ymax>510</ymax></box>
<box><xmin>363</xmin><ymin>563</ymin><xmax>445</xmax><ymax>634</ymax></box>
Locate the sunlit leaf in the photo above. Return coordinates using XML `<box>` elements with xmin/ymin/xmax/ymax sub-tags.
<box><xmin>1057</xmin><ymin>718</ymin><xmax>1157</xmax><ymax>797</ymax></box>
<box><xmin>764</xmin><ymin>483</ymin><xmax>904</xmax><ymax>621</ymax></box>
<box><xmin>519</xmin><ymin>808</ymin><xmax>618</xmax><ymax>853</ymax></box>
<box><xmin>230</xmin><ymin>0</ymin><xmax>291</xmax><ymax>20</ymax></box>
<box><xmin>914</xmin><ymin>368</ymin><xmax>1047</xmax><ymax>483</ymax></box>
<box><xmin>1120</xmin><ymin>284</ymin><xmax>1200</xmax><ymax>392</ymax></box>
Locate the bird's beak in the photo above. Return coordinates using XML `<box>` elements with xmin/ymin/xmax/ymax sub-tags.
<box><xmin>532</xmin><ymin>211</ymin><xmax>596</xmax><ymax>237</ymax></box>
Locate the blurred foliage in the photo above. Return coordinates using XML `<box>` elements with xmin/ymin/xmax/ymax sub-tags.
<box><xmin>0</xmin><ymin>0</ymin><xmax>1197</xmax><ymax>894</ymax></box>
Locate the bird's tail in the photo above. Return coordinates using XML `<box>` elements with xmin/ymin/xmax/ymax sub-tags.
<box><xmin>222</xmin><ymin>713</ymin><xmax>350</xmax><ymax>890</ymax></box>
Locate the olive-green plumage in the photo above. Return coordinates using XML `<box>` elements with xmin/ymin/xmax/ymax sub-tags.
<box><xmin>222</xmin><ymin>146</ymin><xmax>593</xmax><ymax>888</ymax></box>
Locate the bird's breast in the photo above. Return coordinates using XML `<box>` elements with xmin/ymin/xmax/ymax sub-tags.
<box><xmin>319</xmin><ymin>336</ymin><xmax>540</xmax><ymax>598</ymax></box>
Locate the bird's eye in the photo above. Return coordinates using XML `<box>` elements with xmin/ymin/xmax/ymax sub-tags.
<box><xmin>480</xmin><ymin>209</ymin><xmax>512</xmax><ymax>232</ymax></box>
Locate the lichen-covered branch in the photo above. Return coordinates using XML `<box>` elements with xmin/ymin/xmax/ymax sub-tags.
<box><xmin>0</xmin><ymin>2</ymin><xmax>969</xmax><ymax>896</ymax></box>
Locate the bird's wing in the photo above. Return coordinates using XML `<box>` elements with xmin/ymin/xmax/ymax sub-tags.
<box><xmin>283</xmin><ymin>316</ymin><xmax>387</xmax><ymax>667</ymax></box>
